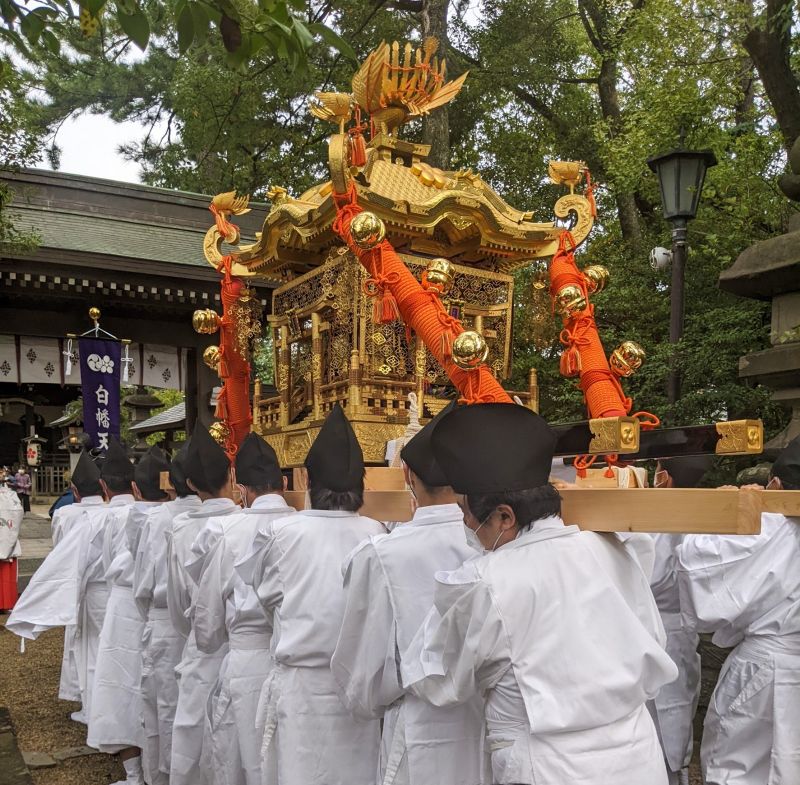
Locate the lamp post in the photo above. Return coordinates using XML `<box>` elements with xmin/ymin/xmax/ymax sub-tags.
<box><xmin>647</xmin><ymin>145</ymin><xmax>717</xmax><ymax>404</ymax></box>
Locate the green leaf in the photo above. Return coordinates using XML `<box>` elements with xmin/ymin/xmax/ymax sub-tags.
<box><xmin>20</xmin><ymin>9</ymin><xmax>45</xmax><ymax>43</ymax></box>
<box><xmin>291</xmin><ymin>17</ymin><xmax>314</xmax><ymax>52</ymax></box>
<box><xmin>40</xmin><ymin>27</ymin><xmax>61</xmax><ymax>54</ymax></box>
<box><xmin>308</xmin><ymin>21</ymin><xmax>357</xmax><ymax>62</ymax></box>
<box><xmin>81</xmin><ymin>0</ymin><xmax>107</xmax><ymax>17</ymax></box>
<box><xmin>189</xmin><ymin>2</ymin><xmax>210</xmax><ymax>39</ymax></box>
<box><xmin>116</xmin><ymin>6</ymin><xmax>149</xmax><ymax>49</ymax></box>
<box><xmin>176</xmin><ymin>5</ymin><xmax>194</xmax><ymax>52</ymax></box>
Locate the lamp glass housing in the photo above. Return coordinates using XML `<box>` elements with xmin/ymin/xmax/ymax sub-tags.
<box><xmin>647</xmin><ymin>148</ymin><xmax>717</xmax><ymax>221</ymax></box>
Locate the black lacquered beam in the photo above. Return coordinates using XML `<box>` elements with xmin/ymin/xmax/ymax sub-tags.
<box><xmin>552</xmin><ymin>419</ymin><xmax>762</xmax><ymax>459</ymax></box>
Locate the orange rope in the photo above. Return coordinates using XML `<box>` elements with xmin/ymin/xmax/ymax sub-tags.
<box><xmin>332</xmin><ymin>184</ymin><xmax>511</xmax><ymax>405</ymax></box>
<box><xmin>550</xmin><ymin>230</ymin><xmax>629</xmax><ymax>418</ymax></box>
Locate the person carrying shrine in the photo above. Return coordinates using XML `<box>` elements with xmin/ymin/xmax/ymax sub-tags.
<box><xmin>193</xmin><ymin>432</ymin><xmax>294</xmax><ymax>785</ymax></box>
<box><xmin>401</xmin><ymin>402</ymin><xmax>678</xmax><ymax>785</ymax></box>
<box><xmin>648</xmin><ymin>456</ymin><xmax>710</xmax><ymax>785</ymax></box>
<box><xmin>51</xmin><ymin>451</ymin><xmax>106</xmax><ymax>721</ymax></box>
<box><xmin>331</xmin><ymin>401</ymin><xmax>487</xmax><ymax>785</ymax></box>
<box><xmin>88</xmin><ymin>442</ymin><xmax>168</xmax><ymax>785</ymax></box>
<box><xmin>242</xmin><ymin>403</ymin><xmax>384</xmax><ymax>785</ymax></box>
<box><xmin>133</xmin><ymin>441</ymin><xmax>200</xmax><ymax>785</ymax></box>
<box><xmin>167</xmin><ymin>423</ymin><xmax>238</xmax><ymax>785</ymax></box>
<box><xmin>678</xmin><ymin>435</ymin><xmax>800</xmax><ymax>785</ymax></box>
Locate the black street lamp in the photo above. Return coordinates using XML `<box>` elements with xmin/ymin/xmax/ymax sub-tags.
<box><xmin>647</xmin><ymin>146</ymin><xmax>717</xmax><ymax>404</ymax></box>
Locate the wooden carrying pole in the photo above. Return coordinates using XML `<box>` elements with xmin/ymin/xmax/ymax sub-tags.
<box><xmin>282</xmin><ymin>487</ymin><xmax>800</xmax><ymax>534</ymax></box>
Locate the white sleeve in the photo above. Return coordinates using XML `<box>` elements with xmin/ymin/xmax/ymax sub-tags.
<box><xmin>402</xmin><ymin>571</ymin><xmax>511</xmax><ymax>707</ymax></box>
<box><xmin>166</xmin><ymin>530</ymin><xmax>192</xmax><ymax>637</ymax></box>
<box><xmin>331</xmin><ymin>541</ymin><xmax>402</xmax><ymax>719</ymax></box>
<box><xmin>251</xmin><ymin>527</ymin><xmax>284</xmax><ymax>613</ymax></box>
<box><xmin>193</xmin><ymin>536</ymin><xmax>233</xmax><ymax>654</ymax></box>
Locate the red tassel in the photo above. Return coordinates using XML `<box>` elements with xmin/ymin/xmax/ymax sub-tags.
<box><xmin>604</xmin><ymin>466</ymin><xmax>616</xmax><ymax>479</ymax></box>
<box><xmin>559</xmin><ymin>345</ymin><xmax>582</xmax><ymax>377</ymax></box>
<box><xmin>441</xmin><ymin>331</ymin><xmax>453</xmax><ymax>360</ymax></box>
<box><xmin>380</xmin><ymin>291</ymin><xmax>400</xmax><ymax>323</ymax></box>
<box><xmin>349</xmin><ymin>134</ymin><xmax>367</xmax><ymax>167</ymax></box>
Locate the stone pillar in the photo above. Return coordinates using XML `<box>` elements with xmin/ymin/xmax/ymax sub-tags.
<box><xmin>719</xmin><ymin>210</ymin><xmax>800</xmax><ymax>449</ymax></box>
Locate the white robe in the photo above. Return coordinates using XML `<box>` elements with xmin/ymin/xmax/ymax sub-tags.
<box><xmin>167</xmin><ymin>497</ymin><xmax>238</xmax><ymax>785</ymax></box>
<box><xmin>6</xmin><ymin>499</ymin><xmax>109</xmax><ymax>718</ymax></box>
<box><xmin>51</xmin><ymin>496</ymin><xmax>105</xmax><ymax>704</ymax></box>
<box><xmin>649</xmin><ymin>533</ymin><xmax>701</xmax><ymax>783</ymax></box>
<box><xmin>403</xmin><ymin>516</ymin><xmax>677</xmax><ymax>785</ymax></box>
<box><xmin>331</xmin><ymin>503</ymin><xmax>486</xmax><ymax>785</ymax></box>
<box><xmin>678</xmin><ymin>513</ymin><xmax>800</xmax><ymax>785</ymax></box>
<box><xmin>194</xmin><ymin>493</ymin><xmax>295</xmax><ymax>785</ymax></box>
<box><xmin>243</xmin><ymin>509</ymin><xmax>385</xmax><ymax>785</ymax></box>
<box><xmin>133</xmin><ymin>494</ymin><xmax>201</xmax><ymax>785</ymax></box>
<box><xmin>87</xmin><ymin>495</ymin><xmax>152</xmax><ymax>752</ymax></box>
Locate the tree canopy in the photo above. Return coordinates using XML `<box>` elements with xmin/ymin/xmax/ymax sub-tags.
<box><xmin>4</xmin><ymin>0</ymin><xmax>799</xmax><ymax>442</ymax></box>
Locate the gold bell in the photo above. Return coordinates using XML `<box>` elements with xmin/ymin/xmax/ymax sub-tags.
<box><xmin>350</xmin><ymin>212</ymin><xmax>386</xmax><ymax>251</ymax></box>
<box><xmin>203</xmin><ymin>345</ymin><xmax>222</xmax><ymax>371</ymax></box>
<box><xmin>208</xmin><ymin>421</ymin><xmax>230</xmax><ymax>445</ymax></box>
<box><xmin>610</xmin><ymin>341</ymin><xmax>646</xmax><ymax>377</ymax></box>
<box><xmin>554</xmin><ymin>284</ymin><xmax>587</xmax><ymax>318</ymax></box>
<box><xmin>193</xmin><ymin>309</ymin><xmax>221</xmax><ymax>334</ymax></box>
<box><xmin>582</xmin><ymin>265</ymin><xmax>609</xmax><ymax>294</ymax></box>
<box><xmin>421</xmin><ymin>258</ymin><xmax>454</xmax><ymax>296</ymax></box>
<box><xmin>88</xmin><ymin>307</ymin><xmax>101</xmax><ymax>321</ymax></box>
<box><xmin>452</xmin><ymin>330</ymin><xmax>489</xmax><ymax>370</ymax></box>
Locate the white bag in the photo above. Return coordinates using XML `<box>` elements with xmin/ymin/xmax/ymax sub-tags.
<box><xmin>0</xmin><ymin>487</ymin><xmax>23</xmax><ymax>560</ymax></box>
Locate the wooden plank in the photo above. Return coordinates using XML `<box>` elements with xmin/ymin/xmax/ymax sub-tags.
<box><xmin>292</xmin><ymin>467</ymin><xmax>405</xmax><ymax>492</ymax></box>
<box><xmin>758</xmin><ymin>490</ymin><xmax>800</xmax><ymax>517</ymax></box>
<box><xmin>560</xmin><ymin>488</ymin><xmax>762</xmax><ymax>534</ymax></box>
<box><xmin>284</xmin><ymin>487</ymin><xmax>767</xmax><ymax>534</ymax></box>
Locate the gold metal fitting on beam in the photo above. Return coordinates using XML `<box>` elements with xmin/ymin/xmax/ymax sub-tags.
<box><xmin>588</xmin><ymin>416</ymin><xmax>641</xmax><ymax>454</ymax></box>
<box><xmin>715</xmin><ymin>419</ymin><xmax>764</xmax><ymax>455</ymax></box>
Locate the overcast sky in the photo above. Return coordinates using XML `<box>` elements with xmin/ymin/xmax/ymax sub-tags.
<box><xmin>44</xmin><ymin>112</ymin><xmax>143</xmax><ymax>183</ymax></box>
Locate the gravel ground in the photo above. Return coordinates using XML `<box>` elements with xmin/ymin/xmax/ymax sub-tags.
<box><xmin>0</xmin><ymin>619</ymin><xmax>124</xmax><ymax>785</ymax></box>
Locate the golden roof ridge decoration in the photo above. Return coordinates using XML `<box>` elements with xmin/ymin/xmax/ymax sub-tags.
<box><xmin>203</xmin><ymin>39</ymin><xmax>595</xmax><ymax>281</ymax></box>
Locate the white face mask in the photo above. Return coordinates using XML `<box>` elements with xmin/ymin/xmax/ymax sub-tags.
<box><xmin>463</xmin><ymin>514</ymin><xmax>491</xmax><ymax>553</ymax></box>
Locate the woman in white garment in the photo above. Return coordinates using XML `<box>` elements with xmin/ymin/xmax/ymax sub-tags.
<box><xmin>402</xmin><ymin>402</ymin><xmax>678</xmax><ymax>785</ymax></box>
<box><xmin>193</xmin><ymin>432</ymin><xmax>294</xmax><ymax>785</ymax></box>
<box><xmin>331</xmin><ymin>401</ymin><xmax>486</xmax><ymax>785</ymax></box>
<box><xmin>246</xmin><ymin>404</ymin><xmax>384</xmax><ymax>785</ymax></box>
<box><xmin>649</xmin><ymin>456</ymin><xmax>709</xmax><ymax>785</ymax></box>
<box><xmin>678</xmin><ymin>435</ymin><xmax>800</xmax><ymax>785</ymax></box>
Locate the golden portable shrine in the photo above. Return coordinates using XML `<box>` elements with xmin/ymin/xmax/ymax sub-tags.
<box><xmin>191</xmin><ymin>38</ymin><xmax>799</xmax><ymax>533</ymax></box>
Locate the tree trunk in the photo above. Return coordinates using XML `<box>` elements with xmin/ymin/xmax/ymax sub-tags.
<box><xmin>743</xmin><ymin>0</ymin><xmax>800</xmax><ymax>151</ymax></box>
<box><xmin>420</xmin><ymin>0</ymin><xmax>451</xmax><ymax>169</ymax></box>
<box><xmin>597</xmin><ymin>56</ymin><xmax>643</xmax><ymax>245</ymax></box>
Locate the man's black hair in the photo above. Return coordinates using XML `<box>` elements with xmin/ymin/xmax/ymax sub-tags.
<box><xmin>309</xmin><ymin>483</ymin><xmax>364</xmax><ymax>513</ymax></box>
<box><xmin>102</xmin><ymin>474</ymin><xmax>133</xmax><ymax>494</ymax></box>
<box><xmin>466</xmin><ymin>484</ymin><xmax>561</xmax><ymax>527</ymax></box>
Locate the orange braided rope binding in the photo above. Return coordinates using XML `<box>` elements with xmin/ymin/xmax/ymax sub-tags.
<box><xmin>214</xmin><ymin>255</ymin><xmax>252</xmax><ymax>458</ymax></box>
<box><xmin>550</xmin><ymin>232</ymin><xmax>629</xmax><ymax>418</ymax></box>
<box><xmin>332</xmin><ymin>184</ymin><xmax>511</xmax><ymax>405</ymax></box>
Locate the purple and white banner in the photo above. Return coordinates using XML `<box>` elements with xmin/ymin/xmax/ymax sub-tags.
<box><xmin>79</xmin><ymin>337</ymin><xmax>121</xmax><ymax>451</ymax></box>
